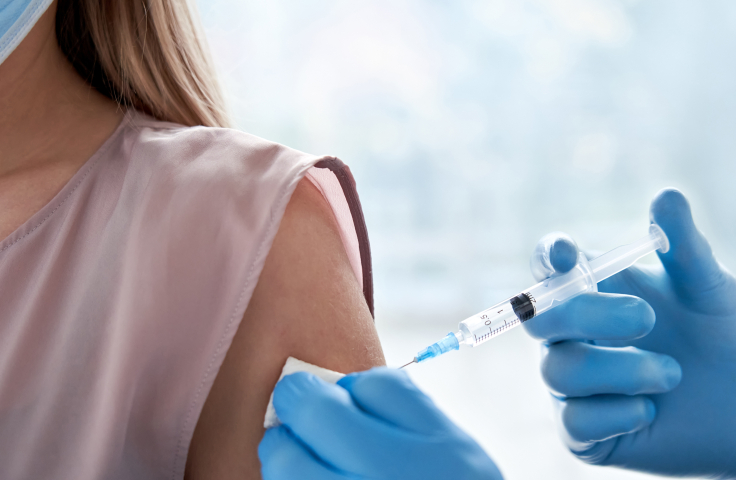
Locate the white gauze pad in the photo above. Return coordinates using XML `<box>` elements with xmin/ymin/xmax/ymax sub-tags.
<box><xmin>264</xmin><ymin>356</ymin><xmax>345</xmax><ymax>429</ymax></box>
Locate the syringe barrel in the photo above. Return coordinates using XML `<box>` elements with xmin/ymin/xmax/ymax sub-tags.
<box><xmin>458</xmin><ymin>252</ymin><xmax>597</xmax><ymax>347</ymax></box>
<box><xmin>525</xmin><ymin>252</ymin><xmax>597</xmax><ymax>317</ymax></box>
<box><xmin>458</xmin><ymin>299</ymin><xmax>520</xmax><ymax>346</ymax></box>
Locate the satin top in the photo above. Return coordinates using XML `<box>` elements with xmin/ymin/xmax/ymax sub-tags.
<box><xmin>0</xmin><ymin>111</ymin><xmax>372</xmax><ymax>479</ymax></box>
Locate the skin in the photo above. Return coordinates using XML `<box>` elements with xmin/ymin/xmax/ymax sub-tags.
<box><xmin>185</xmin><ymin>177</ymin><xmax>385</xmax><ymax>479</ymax></box>
<box><xmin>2</xmin><ymin>2</ymin><xmax>386</xmax><ymax>478</ymax></box>
<box><xmin>0</xmin><ymin>2</ymin><xmax>123</xmax><ymax>239</ymax></box>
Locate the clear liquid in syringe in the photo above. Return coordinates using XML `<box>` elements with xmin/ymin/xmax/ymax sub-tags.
<box><xmin>461</xmin><ymin>301</ymin><xmax>521</xmax><ymax>346</ymax></box>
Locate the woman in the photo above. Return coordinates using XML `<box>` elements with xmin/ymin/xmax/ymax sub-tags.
<box><xmin>0</xmin><ymin>0</ymin><xmax>387</xmax><ymax>478</ymax></box>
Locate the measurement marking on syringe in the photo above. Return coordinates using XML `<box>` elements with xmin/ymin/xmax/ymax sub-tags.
<box><xmin>474</xmin><ymin>318</ymin><xmax>522</xmax><ymax>343</ymax></box>
<box><xmin>492</xmin><ymin>319</ymin><xmax>520</xmax><ymax>335</ymax></box>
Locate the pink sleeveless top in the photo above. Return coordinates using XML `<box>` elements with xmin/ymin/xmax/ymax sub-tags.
<box><xmin>0</xmin><ymin>111</ymin><xmax>373</xmax><ymax>479</ymax></box>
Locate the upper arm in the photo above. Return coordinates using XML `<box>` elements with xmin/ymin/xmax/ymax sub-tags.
<box><xmin>184</xmin><ymin>177</ymin><xmax>385</xmax><ymax>479</ymax></box>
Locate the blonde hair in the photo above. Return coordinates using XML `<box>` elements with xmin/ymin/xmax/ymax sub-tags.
<box><xmin>56</xmin><ymin>0</ymin><xmax>230</xmax><ymax>128</ymax></box>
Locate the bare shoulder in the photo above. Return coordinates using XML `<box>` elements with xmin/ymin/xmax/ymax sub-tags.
<box><xmin>184</xmin><ymin>177</ymin><xmax>385</xmax><ymax>480</ymax></box>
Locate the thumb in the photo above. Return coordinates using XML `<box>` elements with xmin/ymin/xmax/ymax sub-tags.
<box><xmin>650</xmin><ymin>188</ymin><xmax>725</xmax><ymax>299</ymax></box>
<box><xmin>530</xmin><ymin>232</ymin><xmax>580</xmax><ymax>281</ymax></box>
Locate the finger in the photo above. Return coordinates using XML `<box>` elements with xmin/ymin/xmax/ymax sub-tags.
<box><xmin>523</xmin><ymin>292</ymin><xmax>655</xmax><ymax>343</ymax></box>
<box><xmin>336</xmin><ymin>368</ymin><xmax>453</xmax><ymax>435</ymax></box>
<box><xmin>559</xmin><ymin>395</ymin><xmax>656</xmax><ymax>448</ymax></box>
<box><xmin>272</xmin><ymin>371</ymin><xmax>407</xmax><ymax>475</ymax></box>
<box><xmin>650</xmin><ymin>188</ymin><xmax>727</xmax><ymax>300</ymax></box>
<box><xmin>530</xmin><ymin>232</ymin><xmax>580</xmax><ymax>281</ymax></box>
<box><xmin>258</xmin><ymin>427</ymin><xmax>347</xmax><ymax>480</ymax></box>
<box><xmin>541</xmin><ymin>342</ymin><xmax>682</xmax><ymax>397</ymax></box>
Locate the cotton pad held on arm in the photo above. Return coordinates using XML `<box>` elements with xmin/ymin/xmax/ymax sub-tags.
<box><xmin>264</xmin><ymin>356</ymin><xmax>345</xmax><ymax>429</ymax></box>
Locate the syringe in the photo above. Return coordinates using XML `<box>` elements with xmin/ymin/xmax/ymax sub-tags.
<box><xmin>400</xmin><ymin>224</ymin><xmax>670</xmax><ymax>368</ymax></box>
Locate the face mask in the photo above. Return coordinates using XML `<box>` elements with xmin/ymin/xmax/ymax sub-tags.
<box><xmin>0</xmin><ymin>0</ymin><xmax>53</xmax><ymax>65</ymax></box>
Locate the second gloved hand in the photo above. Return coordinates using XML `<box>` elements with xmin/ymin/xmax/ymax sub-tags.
<box><xmin>259</xmin><ymin>367</ymin><xmax>503</xmax><ymax>480</ymax></box>
<box><xmin>525</xmin><ymin>188</ymin><xmax>736</xmax><ymax>478</ymax></box>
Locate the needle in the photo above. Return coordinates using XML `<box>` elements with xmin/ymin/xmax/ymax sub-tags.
<box><xmin>399</xmin><ymin>359</ymin><xmax>416</xmax><ymax>369</ymax></box>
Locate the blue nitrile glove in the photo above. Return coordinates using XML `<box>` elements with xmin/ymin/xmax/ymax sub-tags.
<box><xmin>258</xmin><ymin>367</ymin><xmax>503</xmax><ymax>480</ymax></box>
<box><xmin>524</xmin><ymin>188</ymin><xmax>736</xmax><ymax>478</ymax></box>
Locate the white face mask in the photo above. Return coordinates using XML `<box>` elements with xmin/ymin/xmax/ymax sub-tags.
<box><xmin>0</xmin><ymin>0</ymin><xmax>54</xmax><ymax>65</ymax></box>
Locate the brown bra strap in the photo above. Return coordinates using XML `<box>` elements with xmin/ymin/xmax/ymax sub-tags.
<box><xmin>313</xmin><ymin>158</ymin><xmax>374</xmax><ymax>318</ymax></box>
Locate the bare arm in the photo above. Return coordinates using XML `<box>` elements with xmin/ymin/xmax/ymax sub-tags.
<box><xmin>184</xmin><ymin>177</ymin><xmax>385</xmax><ymax>479</ymax></box>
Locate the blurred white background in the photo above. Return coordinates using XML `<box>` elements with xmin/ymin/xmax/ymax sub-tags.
<box><xmin>195</xmin><ymin>0</ymin><xmax>736</xmax><ymax>478</ymax></box>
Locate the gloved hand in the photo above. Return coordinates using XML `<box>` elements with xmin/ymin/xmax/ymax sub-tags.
<box><xmin>259</xmin><ymin>367</ymin><xmax>503</xmax><ymax>480</ymax></box>
<box><xmin>524</xmin><ymin>188</ymin><xmax>736</xmax><ymax>478</ymax></box>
